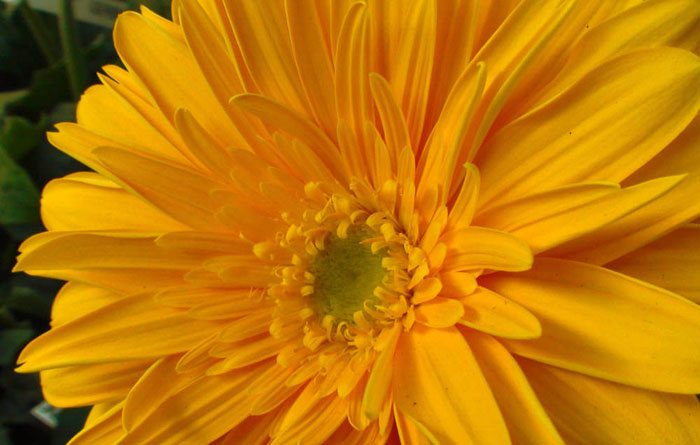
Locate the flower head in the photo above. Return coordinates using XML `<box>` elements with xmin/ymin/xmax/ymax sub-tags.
<box><xmin>14</xmin><ymin>0</ymin><xmax>700</xmax><ymax>443</ymax></box>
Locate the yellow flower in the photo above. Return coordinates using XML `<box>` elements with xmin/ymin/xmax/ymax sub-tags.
<box><xmin>14</xmin><ymin>0</ymin><xmax>700</xmax><ymax>443</ymax></box>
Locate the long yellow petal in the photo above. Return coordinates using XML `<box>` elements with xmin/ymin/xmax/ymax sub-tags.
<box><xmin>609</xmin><ymin>224</ymin><xmax>700</xmax><ymax>303</ymax></box>
<box><xmin>232</xmin><ymin>93</ymin><xmax>346</xmax><ymax>181</ymax></box>
<box><xmin>15</xmin><ymin>232</ymin><xmax>205</xmax><ymax>273</ymax></box>
<box><xmin>93</xmin><ymin>146</ymin><xmax>230</xmax><ymax>231</ymax></box>
<box><xmin>477</xmin><ymin>176</ymin><xmax>684</xmax><ymax>254</ymax></box>
<box><xmin>388</xmin><ymin>0</ymin><xmax>436</xmax><ymax>148</ymax></box>
<box><xmin>285</xmin><ymin>0</ymin><xmax>337</xmax><ymax>136</ymax></box>
<box><xmin>271</xmin><ymin>393</ymin><xmax>348</xmax><ymax>445</ymax></box>
<box><xmin>442</xmin><ymin>226</ymin><xmax>533</xmax><ymax>272</ymax></box>
<box><xmin>521</xmin><ymin>359</ymin><xmax>700</xmax><ymax>444</ymax></box>
<box><xmin>415</xmin><ymin>297</ymin><xmax>464</xmax><ymax>328</ymax></box>
<box><xmin>67</xmin><ymin>402</ymin><xmax>125</xmax><ymax>445</ymax></box>
<box><xmin>121</xmin><ymin>365</ymin><xmax>261</xmax><ymax>445</ymax></box>
<box><xmin>41</xmin><ymin>172</ymin><xmax>188</xmax><ymax>232</ymax></box>
<box><xmin>113</xmin><ymin>12</ymin><xmax>240</xmax><ymax>146</ymax></box>
<box><xmin>50</xmin><ymin>283</ymin><xmax>121</xmax><ymax>327</ymax></box>
<box><xmin>459</xmin><ymin>287</ymin><xmax>541</xmax><ymax>340</ymax></box>
<box><xmin>76</xmin><ymin>85</ymin><xmax>185</xmax><ymax>162</ymax></box>
<box><xmin>334</xmin><ymin>3</ymin><xmax>372</xmax><ymax>157</ymax></box>
<box><xmin>477</xmin><ymin>47</ymin><xmax>700</xmax><ymax>209</ymax></box>
<box><xmin>221</xmin><ymin>0</ymin><xmax>310</xmax><ymax>115</ymax></box>
<box><xmin>484</xmin><ymin>258</ymin><xmax>700</xmax><ymax>393</ymax></box>
<box><xmin>468</xmin><ymin>332</ymin><xmax>563</xmax><ymax>445</ymax></box>
<box><xmin>17</xmin><ymin>295</ymin><xmax>222</xmax><ymax>371</ymax></box>
<box><xmin>362</xmin><ymin>323</ymin><xmax>400</xmax><ymax>420</ymax></box>
<box><xmin>535</xmin><ymin>0</ymin><xmax>700</xmax><ymax>106</ymax></box>
<box><xmin>393</xmin><ymin>325</ymin><xmax>510</xmax><ymax>444</ymax></box>
<box><xmin>122</xmin><ymin>355</ymin><xmax>191</xmax><ymax>430</ymax></box>
<box><xmin>559</xmin><ymin>116</ymin><xmax>700</xmax><ymax>264</ymax></box>
<box><xmin>41</xmin><ymin>359</ymin><xmax>151</xmax><ymax>407</ymax></box>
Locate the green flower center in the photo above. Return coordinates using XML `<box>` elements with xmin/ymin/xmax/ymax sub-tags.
<box><xmin>309</xmin><ymin>229</ymin><xmax>385</xmax><ymax>322</ymax></box>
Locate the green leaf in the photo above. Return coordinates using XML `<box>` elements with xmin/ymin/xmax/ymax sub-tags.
<box><xmin>0</xmin><ymin>91</ymin><xmax>28</xmax><ymax>117</ymax></box>
<box><xmin>0</xmin><ymin>146</ymin><xmax>40</xmax><ymax>227</ymax></box>
<box><xmin>0</xmin><ymin>328</ymin><xmax>33</xmax><ymax>365</ymax></box>
<box><xmin>2</xmin><ymin>62</ymin><xmax>71</xmax><ymax>118</ymax></box>
<box><xmin>0</xmin><ymin>116</ymin><xmax>46</xmax><ymax>160</ymax></box>
<box><xmin>5</xmin><ymin>286</ymin><xmax>52</xmax><ymax>320</ymax></box>
<box><xmin>0</xmin><ymin>425</ymin><xmax>10</xmax><ymax>445</ymax></box>
<box><xmin>51</xmin><ymin>407</ymin><xmax>89</xmax><ymax>445</ymax></box>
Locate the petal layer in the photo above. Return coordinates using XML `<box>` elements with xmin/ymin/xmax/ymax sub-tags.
<box><xmin>483</xmin><ymin>258</ymin><xmax>700</xmax><ymax>393</ymax></box>
<box><xmin>521</xmin><ymin>359</ymin><xmax>700</xmax><ymax>445</ymax></box>
<box><xmin>393</xmin><ymin>325</ymin><xmax>510</xmax><ymax>444</ymax></box>
<box><xmin>476</xmin><ymin>47</ymin><xmax>700</xmax><ymax>208</ymax></box>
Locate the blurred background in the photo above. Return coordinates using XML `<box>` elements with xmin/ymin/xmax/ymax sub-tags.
<box><xmin>0</xmin><ymin>1</ymin><xmax>170</xmax><ymax>443</ymax></box>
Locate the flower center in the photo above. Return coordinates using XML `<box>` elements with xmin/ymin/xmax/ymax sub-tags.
<box><xmin>308</xmin><ymin>229</ymin><xmax>385</xmax><ymax>322</ymax></box>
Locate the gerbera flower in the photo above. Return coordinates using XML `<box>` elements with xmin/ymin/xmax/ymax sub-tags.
<box><xmin>14</xmin><ymin>0</ymin><xmax>700</xmax><ymax>443</ymax></box>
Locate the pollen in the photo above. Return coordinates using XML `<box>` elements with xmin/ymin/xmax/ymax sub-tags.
<box><xmin>308</xmin><ymin>229</ymin><xmax>385</xmax><ymax>322</ymax></box>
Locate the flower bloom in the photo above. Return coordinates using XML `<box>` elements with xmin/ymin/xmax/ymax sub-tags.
<box><xmin>14</xmin><ymin>0</ymin><xmax>700</xmax><ymax>443</ymax></box>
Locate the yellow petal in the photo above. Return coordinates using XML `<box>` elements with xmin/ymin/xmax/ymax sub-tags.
<box><xmin>459</xmin><ymin>287</ymin><xmax>541</xmax><ymax>340</ymax></box>
<box><xmin>362</xmin><ymin>323</ymin><xmax>400</xmax><ymax>420</ymax></box>
<box><xmin>285</xmin><ymin>0</ymin><xmax>337</xmax><ymax>136</ymax></box>
<box><xmin>447</xmin><ymin>163</ymin><xmax>480</xmax><ymax>231</ymax></box>
<box><xmin>172</xmin><ymin>108</ymin><xmax>233</xmax><ymax>179</ymax></box>
<box><xmin>93</xmin><ymin>146</ymin><xmax>230</xmax><ymax>231</ymax></box>
<box><xmin>468</xmin><ymin>332</ymin><xmax>563</xmax><ymax>445</ymax></box>
<box><xmin>271</xmin><ymin>393</ymin><xmax>348</xmax><ymax>445</ymax></box>
<box><xmin>41</xmin><ymin>172</ymin><xmax>188</xmax><ymax>232</ymax></box>
<box><xmin>121</xmin><ymin>365</ymin><xmax>261</xmax><ymax>445</ymax></box>
<box><xmin>477</xmin><ymin>47</ymin><xmax>700</xmax><ymax>209</ymax></box>
<box><xmin>47</xmin><ymin>123</ymin><xmax>128</xmax><ymax>172</ymax></box>
<box><xmin>17</xmin><ymin>295</ymin><xmax>221</xmax><ymax>371</ymax></box>
<box><xmin>248</xmin><ymin>365</ymin><xmax>298</xmax><ymax>415</ymax></box>
<box><xmin>369</xmin><ymin>73</ymin><xmax>410</xmax><ymax>163</ymax></box>
<box><xmin>67</xmin><ymin>402</ymin><xmax>124</xmax><ymax>445</ymax></box>
<box><xmin>411</xmin><ymin>276</ymin><xmax>442</xmax><ymax>304</ymax></box>
<box><xmin>521</xmin><ymin>360</ymin><xmax>700</xmax><ymax>444</ymax></box>
<box><xmin>485</xmin><ymin>258</ymin><xmax>700</xmax><ymax>393</ymax></box>
<box><xmin>393</xmin><ymin>325</ymin><xmax>510</xmax><ymax>444</ymax></box>
<box><xmin>536</xmin><ymin>0</ymin><xmax>700</xmax><ymax>105</ymax></box>
<box><xmin>232</xmin><ymin>93</ymin><xmax>346</xmax><ymax>180</ymax></box>
<box><xmin>388</xmin><ymin>0</ymin><xmax>436</xmax><ymax>148</ymax></box>
<box><xmin>206</xmin><ymin>335</ymin><xmax>290</xmax><ymax>375</ymax></box>
<box><xmin>98</xmin><ymin>65</ymin><xmax>194</xmax><ymax>162</ymax></box>
<box><xmin>178</xmin><ymin>0</ymin><xmax>270</xmax><ymax>154</ymax></box>
<box><xmin>609</xmin><ymin>224</ymin><xmax>700</xmax><ymax>303</ymax></box>
<box><xmin>325</xmin><ymin>421</ymin><xmax>385</xmax><ymax>445</ymax></box>
<box><xmin>466</xmin><ymin>0</ymin><xmax>596</xmax><ymax>161</ymax></box>
<box><xmin>334</xmin><ymin>3</ymin><xmax>372</xmax><ymax>158</ymax></box>
<box><xmin>122</xmin><ymin>355</ymin><xmax>191</xmax><ymax>430</ymax></box>
<box><xmin>83</xmin><ymin>402</ymin><xmax>117</xmax><ymax>428</ymax></box>
<box><xmin>393</xmin><ymin>406</ymin><xmax>434</xmax><ymax>445</ymax></box>
<box><xmin>418</xmin><ymin>62</ymin><xmax>485</xmax><ymax>199</ymax></box>
<box><xmin>113</xmin><ymin>12</ymin><xmax>240</xmax><ymax>146</ymax></box>
<box><xmin>51</xmin><ymin>283</ymin><xmax>121</xmax><ymax>327</ymax></box>
<box><xmin>415</xmin><ymin>297</ymin><xmax>464</xmax><ymax>328</ymax></box>
<box><xmin>76</xmin><ymin>85</ymin><xmax>185</xmax><ymax>163</ymax></box>
<box><xmin>439</xmin><ymin>270</ymin><xmax>478</xmax><ymax>299</ymax></box>
<box><xmin>422</xmin><ymin>0</ymin><xmax>479</xmax><ymax>131</ymax></box>
<box><xmin>15</xmin><ymin>232</ymin><xmax>204</xmax><ymax>273</ymax></box>
<box><xmin>217</xmin><ymin>311</ymin><xmax>273</xmax><ymax>341</ymax></box>
<box><xmin>221</xmin><ymin>0</ymin><xmax>310</xmax><ymax>114</ymax></box>
<box><xmin>560</xmin><ymin>116</ymin><xmax>700</xmax><ymax>264</ymax></box>
<box><xmin>442</xmin><ymin>226</ymin><xmax>533</xmax><ymax>272</ymax></box>
<box><xmin>477</xmin><ymin>176</ymin><xmax>684</xmax><ymax>254</ymax></box>
<box><xmin>218</xmin><ymin>408</ymin><xmax>283</xmax><ymax>445</ymax></box>
<box><xmin>41</xmin><ymin>359</ymin><xmax>151</xmax><ymax>407</ymax></box>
